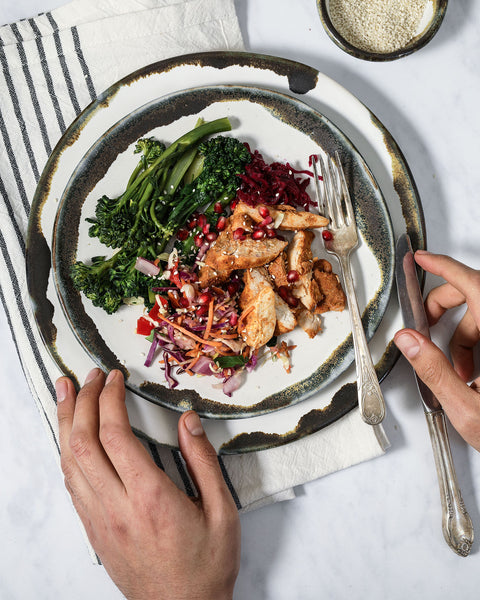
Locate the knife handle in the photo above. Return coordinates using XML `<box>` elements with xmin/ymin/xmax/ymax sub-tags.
<box><xmin>425</xmin><ymin>410</ymin><xmax>474</xmax><ymax>556</ymax></box>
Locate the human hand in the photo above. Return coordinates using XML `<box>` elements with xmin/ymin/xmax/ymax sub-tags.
<box><xmin>55</xmin><ymin>368</ymin><xmax>240</xmax><ymax>600</ymax></box>
<box><xmin>394</xmin><ymin>250</ymin><xmax>480</xmax><ymax>452</ymax></box>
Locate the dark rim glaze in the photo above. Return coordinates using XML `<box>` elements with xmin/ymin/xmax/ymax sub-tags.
<box><xmin>52</xmin><ymin>84</ymin><xmax>394</xmax><ymax>419</ymax></box>
<box><xmin>317</xmin><ymin>0</ymin><xmax>449</xmax><ymax>62</ymax></box>
<box><xmin>26</xmin><ymin>51</ymin><xmax>426</xmax><ymax>453</ymax></box>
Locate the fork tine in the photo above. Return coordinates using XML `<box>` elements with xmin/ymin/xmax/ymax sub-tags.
<box><xmin>319</xmin><ymin>154</ymin><xmax>337</xmax><ymax>228</ymax></box>
<box><xmin>311</xmin><ymin>157</ymin><xmax>325</xmax><ymax>215</ymax></box>
<box><xmin>334</xmin><ymin>151</ymin><xmax>355</xmax><ymax>225</ymax></box>
<box><xmin>327</xmin><ymin>154</ymin><xmax>346</xmax><ymax>227</ymax></box>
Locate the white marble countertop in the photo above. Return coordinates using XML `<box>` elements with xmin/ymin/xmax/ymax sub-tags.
<box><xmin>1</xmin><ymin>1</ymin><xmax>479</xmax><ymax>598</ymax></box>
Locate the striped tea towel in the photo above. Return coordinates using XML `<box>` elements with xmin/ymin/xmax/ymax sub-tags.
<box><xmin>0</xmin><ymin>0</ymin><xmax>389</xmax><ymax>559</ymax></box>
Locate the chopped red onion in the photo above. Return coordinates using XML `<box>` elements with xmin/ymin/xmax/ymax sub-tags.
<box><xmin>222</xmin><ymin>369</ymin><xmax>244</xmax><ymax>397</ymax></box>
<box><xmin>135</xmin><ymin>256</ymin><xmax>160</xmax><ymax>277</ymax></box>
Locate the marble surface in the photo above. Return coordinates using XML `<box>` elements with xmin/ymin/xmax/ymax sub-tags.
<box><xmin>1</xmin><ymin>1</ymin><xmax>479</xmax><ymax>598</ymax></box>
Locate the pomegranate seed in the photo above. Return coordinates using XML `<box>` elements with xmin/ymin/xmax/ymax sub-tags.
<box><xmin>214</xmin><ymin>202</ymin><xmax>223</xmax><ymax>213</ymax></box>
<box><xmin>258</xmin><ymin>205</ymin><xmax>270</xmax><ymax>218</ymax></box>
<box><xmin>322</xmin><ymin>230</ymin><xmax>333</xmax><ymax>241</ymax></box>
<box><xmin>196</xmin><ymin>305</ymin><xmax>209</xmax><ymax>317</ymax></box>
<box><xmin>177</xmin><ymin>228</ymin><xmax>189</xmax><ymax>241</ymax></box>
<box><xmin>230</xmin><ymin>199</ymin><xmax>238</xmax><ymax>210</ymax></box>
<box><xmin>266</xmin><ymin>229</ymin><xmax>277</xmax><ymax>238</ymax></box>
<box><xmin>194</xmin><ymin>233</ymin><xmax>204</xmax><ymax>247</ymax></box>
<box><xmin>216</xmin><ymin>216</ymin><xmax>227</xmax><ymax>231</ymax></box>
<box><xmin>206</xmin><ymin>231</ymin><xmax>217</xmax><ymax>242</ymax></box>
<box><xmin>178</xmin><ymin>296</ymin><xmax>190</xmax><ymax>308</ymax></box>
<box><xmin>233</xmin><ymin>227</ymin><xmax>245</xmax><ymax>240</ymax></box>
<box><xmin>198</xmin><ymin>214</ymin><xmax>207</xmax><ymax>228</ymax></box>
<box><xmin>202</xmin><ymin>223</ymin><xmax>210</xmax><ymax>235</ymax></box>
<box><xmin>252</xmin><ymin>229</ymin><xmax>265</xmax><ymax>240</ymax></box>
<box><xmin>198</xmin><ymin>292</ymin><xmax>212</xmax><ymax>305</ymax></box>
<box><xmin>278</xmin><ymin>285</ymin><xmax>299</xmax><ymax>308</ymax></box>
<box><xmin>227</xmin><ymin>281</ymin><xmax>239</xmax><ymax>296</ymax></box>
<box><xmin>229</xmin><ymin>313</ymin><xmax>238</xmax><ymax>326</ymax></box>
<box><xmin>287</xmin><ymin>269</ymin><xmax>299</xmax><ymax>283</ymax></box>
<box><xmin>278</xmin><ymin>286</ymin><xmax>290</xmax><ymax>302</ymax></box>
<box><xmin>187</xmin><ymin>218</ymin><xmax>197</xmax><ymax>230</ymax></box>
<box><xmin>286</xmin><ymin>295</ymin><xmax>299</xmax><ymax>308</ymax></box>
<box><xmin>260</xmin><ymin>215</ymin><xmax>273</xmax><ymax>227</ymax></box>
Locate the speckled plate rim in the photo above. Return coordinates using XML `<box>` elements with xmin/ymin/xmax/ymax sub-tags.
<box><xmin>317</xmin><ymin>0</ymin><xmax>449</xmax><ymax>62</ymax></box>
<box><xmin>51</xmin><ymin>83</ymin><xmax>394</xmax><ymax>419</ymax></box>
<box><xmin>26</xmin><ymin>51</ymin><xmax>425</xmax><ymax>453</ymax></box>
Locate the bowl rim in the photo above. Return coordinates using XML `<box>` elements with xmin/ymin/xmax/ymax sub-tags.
<box><xmin>317</xmin><ymin>0</ymin><xmax>449</xmax><ymax>62</ymax></box>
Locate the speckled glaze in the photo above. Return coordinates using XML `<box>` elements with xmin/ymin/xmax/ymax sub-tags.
<box><xmin>26</xmin><ymin>52</ymin><xmax>425</xmax><ymax>453</ymax></box>
<box><xmin>317</xmin><ymin>0</ymin><xmax>449</xmax><ymax>62</ymax></box>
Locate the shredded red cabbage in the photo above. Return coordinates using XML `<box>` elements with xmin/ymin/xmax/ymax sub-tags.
<box><xmin>236</xmin><ymin>145</ymin><xmax>316</xmax><ymax>211</ymax></box>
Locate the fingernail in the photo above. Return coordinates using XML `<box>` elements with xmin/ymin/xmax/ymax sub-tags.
<box><xmin>106</xmin><ymin>370</ymin><xmax>117</xmax><ymax>384</ymax></box>
<box><xmin>184</xmin><ymin>412</ymin><xmax>204</xmax><ymax>436</ymax></box>
<box><xmin>55</xmin><ymin>378</ymin><xmax>68</xmax><ymax>403</ymax></box>
<box><xmin>415</xmin><ymin>249</ymin><xmax>431</xmax><ymax>256</ymax></box>
<box><xmin>84</xmin><ymin>367</ymin><xmax>101</xmax><ymax>384</ymax></box>
<box><xmin>395</xmin><ymin>332</ymin><xmax>420</xmax><ymax>359</ymax></box>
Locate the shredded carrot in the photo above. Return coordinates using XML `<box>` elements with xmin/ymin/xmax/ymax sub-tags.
<box><xmin>214</xmin><ymin>332</ymin><xmax>240</xmax><ymax>339</ymax></box>
<box><xmin>203</xmin><ymin>298</ymin><xmax>215</xmax><ymax>340</ymax></box>
<box><xmin>186</xmin><ymin>353</ymin><xmax>202</xmax><ymax>371</ymax></box>
<box><xmin>155</xmin><ymin>313</ymin><xmax>224</xmax><ymax>348</ymax></box>
<box><xmin>237</xmin><ymin>304</ymin><xmax>254</xmax><ymax>328</ymax></box>
<box><xmin>166</xmin><ymin>353</ymin><xmax>194</xmax><ymax>375</ymax></box>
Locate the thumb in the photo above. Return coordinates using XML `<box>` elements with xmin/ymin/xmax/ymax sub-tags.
<box><xmin>394</xmin><ymin>329</ymin><xmax>464</xmax><ymax>406</ymax></box>
<box><xmin>394</xmin><ymin>329</ymin><xmax>480</xmax><ymax>451</ymax></box>
<box><xmin>177</xmin><ymin>411</ymin><xmax>236</xmax><ymax>516</ymax></box>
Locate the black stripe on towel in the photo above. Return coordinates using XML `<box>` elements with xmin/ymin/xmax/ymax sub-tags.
<box><xmin>171</xmin><ymin>449</ymin><xmax>195</xmax><ymax>497</ymax></box>
<box><xmin>218</xmin><ymin>456</ymin><xmax>242</xmax><ymax>510</ymax></box>
<box><xmin>46</xmin><ymin>12</ymin><xmax>81</xmax><ymax>116</ymax></box>
<box><xmin>148</xmin><ymin>442</ymin><xmax>165</xmax><ymax>471</ymax></box>
<box><xmin>28</xmin><ymin>18</ymin><xmax>67</xmax><ymax>133</ymax></box>
<box><xmin>0</xmin><ymin>175</ymin><xmax>26</xmax><ymax>255</ymax></box>
<box><xmin>10</xmin><ymin>23</ymin><xmax>52</xmax><ymax>156</ymax></box>
<box><xmin>0</xmin><ymin>108</ymin><xmax>31</xmax><ymax>217</ymax></box>
<box><xmin>0</xmin><ymin>46</ymin><xmax>40</xmax><ymax>183</ymax></box>
<box><xmin>71</xmin><ymin>26</ymin><xmax>96</xmax><ymax>102</ymax></box>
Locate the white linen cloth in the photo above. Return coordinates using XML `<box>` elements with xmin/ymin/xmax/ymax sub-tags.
<box><xmin>0</xmin><ymin>0</ymin><xmax>389</xmax><ymax>558</ymax></box>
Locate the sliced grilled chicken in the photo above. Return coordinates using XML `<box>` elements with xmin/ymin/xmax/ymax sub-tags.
<box><xmin>286</xmin><ymin>230</ymin><xmax>322</xmax><ymax>311</ymax></box>
<box><xmin>199</xmin><ymin>229</ymin><xmax>288</xmax><ymax>287</ymax></box>
<box><xmin>312</xmin><ymin>259</ymin><xmax>347</xmax><ymax>313</ymax></box>
<box><xmin>241</xmin><ymin>267</ymin><xmax>296</xmax><ymax>335</ymax></box>
<box><xmin>232</xmin><ymin>201</ymin><xmax>329</xmax><ymax>230</ymax></box>
<box><xmin>237</xmin><ymin>285</ymin><xmax>276</xmax><ymax>349</ymax></box>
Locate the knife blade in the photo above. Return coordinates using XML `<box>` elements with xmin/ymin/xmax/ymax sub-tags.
<box><xmin>395</xmin><ymin>233</ymin><xmax>474</xmax><ymax>556</ymax></box>
<box><xmin>395</xmin><ymin>233</ymin><xmax>441</xmax><ymax>413</ymax></box>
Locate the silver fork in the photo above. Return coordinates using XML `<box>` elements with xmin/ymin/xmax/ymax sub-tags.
<box><xmin>312</xmin><ymin>152</ymin><xmax>386</xmax><ymax>425</ymax></box>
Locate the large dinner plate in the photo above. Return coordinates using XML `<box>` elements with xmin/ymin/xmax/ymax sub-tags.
<box><xmin>27</xmin><ymin>52</ymin><xmax>424</xmax><ymax>453</ymax></box>
<box><xmin>51</xmin><ymin>84</ymin><xmax>394</xmax><ymax>419</ymax></box>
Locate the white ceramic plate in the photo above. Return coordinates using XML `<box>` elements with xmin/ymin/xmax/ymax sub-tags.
<box><xmin>51</xmin><ymin>84</ymin><xmax>393</xmax><ymax>420</ymax></box>
<box><xmin>27</xmin><ymin>52</ymin><xmax>424</xmax><ymax>453</ymax></box>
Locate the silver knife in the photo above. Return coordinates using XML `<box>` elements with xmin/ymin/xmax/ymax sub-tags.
<box><xmin>395</xmin><ymin>233</ymin><xmax>474</xmax><ymax>556</ymax></box>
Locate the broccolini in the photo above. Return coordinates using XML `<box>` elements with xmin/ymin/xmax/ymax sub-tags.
<box><xmin>71</xmin><ymin>118</ymin><xmax>251</xmax><ymax>314</ymax></box>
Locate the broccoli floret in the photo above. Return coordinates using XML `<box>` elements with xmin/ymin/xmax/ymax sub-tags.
<box><xmin>174</xmin><ymin>136</ymin><xmax>251</xmax><ymax>260</ymax></box>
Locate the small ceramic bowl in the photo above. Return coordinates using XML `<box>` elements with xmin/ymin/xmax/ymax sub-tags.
<box><xmin>317</xmin><ymin>0</ymin><xmax>448</xmax><ymax>61</ymax></box>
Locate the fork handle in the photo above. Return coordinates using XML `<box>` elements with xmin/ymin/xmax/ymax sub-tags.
<box><xmin>339</xmin><ymin>254</ymin><xmax>386</xmax><ymax>425</ymax></box>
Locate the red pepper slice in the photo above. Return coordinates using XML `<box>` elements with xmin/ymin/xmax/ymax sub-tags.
<box><xmin>136</xmin><ymin>316</ymin><xmax>154</xmax><ymax>336</ymax></box>
<box><xmin>169</xmin><ymin>260</ymin><xmax>182</xmax><ymax>288</ymax></box>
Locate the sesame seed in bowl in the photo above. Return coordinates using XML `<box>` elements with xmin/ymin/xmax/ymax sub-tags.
<box><xmin>317</xmin><ymin>0</ymin><xmax>448</xmax><ymax>61</ymax></box>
